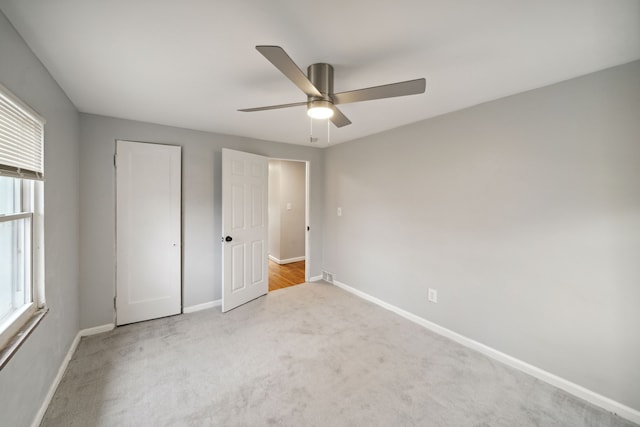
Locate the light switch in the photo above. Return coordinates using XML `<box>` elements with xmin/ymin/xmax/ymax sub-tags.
<box><xmin>286</xmin><ymin>202</ymin><xmax>292</xmax><ymax>211</ymax></box>
<box><xmin>337</xmin><ymin>207</ymin><xmax>342</xmax><ymax>216</ymax></box>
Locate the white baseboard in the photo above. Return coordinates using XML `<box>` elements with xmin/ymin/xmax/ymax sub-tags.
<box><xmin>31</xmin><ymin>323</ymin><xmax>115</xmax><ymax>427</ymax></box>
<box><xmin>309</xmin><ymin>275</ymin><xmax>323</xmax><ymax>282</ymax></box>
<box><xmin>183</xmin><ymin>300</ymin><xmax>221</xmax><ymax>314</ymax></box>
<box><xmin>79</xmin><ymin>323</ymin><xmax>115</xmax><ymax>337</ymax></box>
<box><xmin>332</xmin><ymin>280</ymin><xmax>640</xmax><ymax>425</ymax></box>
<box><xmin>268</xmin><ymin>255</ymin><xmax>305</xmax><ymax>265</ymax></box>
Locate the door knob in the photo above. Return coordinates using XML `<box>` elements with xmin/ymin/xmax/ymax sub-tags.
<box><xmin>225</xmin><ymin>236</ymin><xmax>233</xmax><ymax>242</ymax></box>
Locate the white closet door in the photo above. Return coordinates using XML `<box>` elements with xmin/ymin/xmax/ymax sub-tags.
<box><xmin>116</xmin><ymin>140</ymin><xmax>181</xmax><ymax>325</ymax></box>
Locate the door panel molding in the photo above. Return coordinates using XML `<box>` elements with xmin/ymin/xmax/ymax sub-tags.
<box><xmin>222</xmin><ymin>149</ymin><xmax>268</xmax><ymax>312</ymax></box>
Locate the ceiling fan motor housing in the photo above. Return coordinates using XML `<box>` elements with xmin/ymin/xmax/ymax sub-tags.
<box><xmin>307</xmin><ymin>63</ymin><xmax>334</xmax><ymax>103</ymax></box>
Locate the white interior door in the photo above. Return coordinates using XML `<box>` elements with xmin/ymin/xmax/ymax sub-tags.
<box><xmin>222</xmin><ymin>148</ymin><xmax>268</xmax><ymax>312</ymax></box>
<box><xmin>116</xmin><ymin>140</ymin><xmax>181</xmax><ymax>325</ymax></box>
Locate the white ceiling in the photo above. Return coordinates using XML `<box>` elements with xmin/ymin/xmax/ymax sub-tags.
<box><xmin>1</xmin><ymin>1</ymin><xmax>638</xmax><ymax>146</ymax></box>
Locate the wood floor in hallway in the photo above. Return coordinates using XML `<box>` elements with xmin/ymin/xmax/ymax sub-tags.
<box><xmin>269</xmin><ymin>260</ymin><xmax>305</xmax><ymax>291</ymax></box>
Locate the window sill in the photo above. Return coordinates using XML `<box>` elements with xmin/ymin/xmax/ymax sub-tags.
<box><xmin>0</xmin><ymin>308</ymin><xmax>48</xmax><ymax>370</ymax></box>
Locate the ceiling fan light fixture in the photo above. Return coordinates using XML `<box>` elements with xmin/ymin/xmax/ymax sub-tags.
<box><xmin>307</xmin><ymin>100</ymin><xmax>334</xmax><ymax>119</ymax></box>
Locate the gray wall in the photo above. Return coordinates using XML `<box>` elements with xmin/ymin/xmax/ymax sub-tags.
<box><xmin>268</xmin><ymin>159</ymin><xmax>306</xmax><ymax>262</ymax></box>
<box><xmin>323</xmin><ymin>61</ymin><xmax>640</xmax><ymax>411</ymax></box>
<box><xmin>79</xmin><ymin>114</ymin><xmax>324</xmax><ymax>328</ymax></box>
<box><xmin>0</xmin><ymin>11</ymin><xmax>80</xmax><ymax>427</ymax></box>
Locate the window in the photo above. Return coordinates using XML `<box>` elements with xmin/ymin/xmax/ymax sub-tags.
<box><xmin>0</xmin><ymin>83</ymin><xmax>46</xmax><ymax>365</ymax></box>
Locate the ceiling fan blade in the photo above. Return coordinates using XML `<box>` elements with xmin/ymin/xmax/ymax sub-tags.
<box><xmin>238</xmin><ymin>101</ymin><xmax>307</xmax><ymax>112</ymax></box>
<box><xmin>330</xmin><ymin>106</ymin><xmax>352</xmax><ymax>128</ymax></box>
<box><xmin>256</xmin><ymin>46</ymin><xmax>322</xmax><ymax>97</ymax></box>
<box><xmin>333</xmin><ymin>78</ymin><xmax>426</xmax><ymax>105</ymax></box>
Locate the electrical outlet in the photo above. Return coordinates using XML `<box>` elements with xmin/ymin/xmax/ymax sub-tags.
<box><xmin>337</xmin><ymin>207</ymin><xmax>342</xmax><ymax>217</ymax></box>
<box><xmin>428</xmin><ymin>288</ymin><xmax>438</xmax><ymax>303</ymax></box>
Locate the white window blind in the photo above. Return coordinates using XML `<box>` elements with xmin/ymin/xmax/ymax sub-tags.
<box><xmin>0</xmin><ymin>83</ymin><xmax>45</xmax><ymax>180</ymax></box>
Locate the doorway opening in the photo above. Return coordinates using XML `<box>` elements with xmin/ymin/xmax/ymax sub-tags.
<box><xmin>268</xmin><ymin>159</ymin><xmax>309</xmax><ymax>292</ymax></box>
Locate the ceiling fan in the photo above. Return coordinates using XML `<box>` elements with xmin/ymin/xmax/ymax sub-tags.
<box><xmin>239</xmin><ymin>46</ymin><xmax>426</xmax><ymax>128</ymax></box>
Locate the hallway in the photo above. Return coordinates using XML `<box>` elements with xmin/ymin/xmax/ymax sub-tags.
<box><xmin>268</xmin><ymin>260</ymin><xmax>305</xmax><ymax>291</ymax></box>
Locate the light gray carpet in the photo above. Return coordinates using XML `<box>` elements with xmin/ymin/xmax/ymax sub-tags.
<box><xmin>42</xmin><ymin>282</ymin><xmax>636</xmax><ymax>427</ymax></box>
